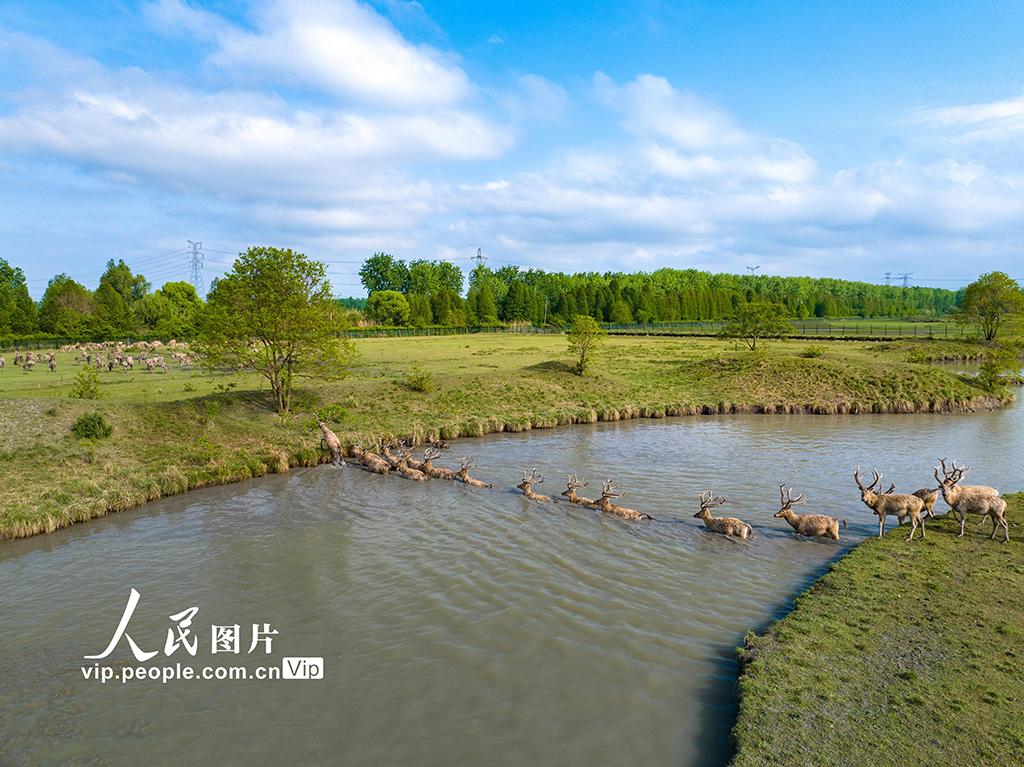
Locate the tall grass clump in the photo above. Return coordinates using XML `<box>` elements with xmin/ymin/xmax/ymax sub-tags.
<box><xmin>71</xmin><ymin>412</ymin><xmax>113</xmax><ymax>440</ymax></box>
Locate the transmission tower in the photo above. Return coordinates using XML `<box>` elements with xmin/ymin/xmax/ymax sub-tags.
<box><xmin>746</xmin><ymin>265</ymin><xmax>760</xmax><ymax>277</ymax></box>
<box><xmin>188</xmin><ymin>241</ymin><xmax>205</xmax><ymax>298</ymax></box>
<box><xmin>898</xmin><ymin>272</ymin><xmax>913</xmax><ymax>287</ymax></box>
<box><xmin>883</xmin><ymin>272</ymin><xmax>892</xmax><ymax>286</ymax></box>
<box><xmin>472</xmin><ymin>247</ymin><xmax>487</xmax><ymax>268</ymax></box>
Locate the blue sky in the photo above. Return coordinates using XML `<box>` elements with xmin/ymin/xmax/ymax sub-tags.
<box><xmin>2</xmin><ymin>0</ymin><xmax>1024</xmax><ymax>298</ymax></box>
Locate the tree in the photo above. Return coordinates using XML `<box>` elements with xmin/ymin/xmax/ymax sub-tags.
<box><xmin>567</xmin><ymin>314</ymin><xmax>606</xmax><ymax>376</ymax></box>
<box><xmin>366</xmin><ymin>290</ymin><xmax>410</xmax><ymax>326</ymax></box>
<box><xmin>953</xmin><ymin>271</ymin><xmax>1024</xmax><ymax>342</ymax></box>
<box><xmin>195</xmin><ymin>247</ymin><xmax>360</xmax><ymax>415</ymax></box>
<box><xmin>100</xmin><ymin>259</ymin><xmax>150</xmax><ymax>306</ymax></box>
<box><xmin>721</xmin><ymin>302</ymin><xmax>792</xmax><ymax>350</ymax></box>
<box><xmin>38</xmin><ymin>274</ymin><xmax>95</xmax><ymax>336</ymax></box>
<box><xmin>0</xmin><ymin>259</ymin><xmax>36</xmax><ymax>335</ymax></box>
<box><xmin>359</xmin><ymin>252</ymin><xmax>409</xmax><ymax>294</ymax></box>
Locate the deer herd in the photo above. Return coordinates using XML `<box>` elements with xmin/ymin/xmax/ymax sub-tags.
<box><xmin>317</xmin><ymin>420</ymin><xmax>1009</xmax><ymax>544</ymax></box>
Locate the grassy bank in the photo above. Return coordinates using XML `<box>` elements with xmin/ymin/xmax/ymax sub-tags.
<box><xmin>730</xmin><ymin>493</ymin><xmax>1024</xmax><ymax>766</ymax></box>
<box><xmin>0</xmin><ymin>334</ymin><xmax>1008</xmax><ymax>540</ymax></box>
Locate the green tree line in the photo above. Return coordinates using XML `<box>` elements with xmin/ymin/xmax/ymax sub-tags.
<box><xmin>359</xmin><ymin>254</ymin><xmax>961</xmax><ymax>328</ymax></box>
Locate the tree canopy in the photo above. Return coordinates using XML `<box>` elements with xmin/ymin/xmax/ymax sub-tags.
<box><xmin>721</xmin><ymin>302</ymin><xmax>792</xmax><ymax>350</ymax></box>
<box><xmin>567</xmin><ymin>314</ymin><xmax>607</xmax><ymax>375</ymax></box>
<box><xmin>953</xmin><ymin>271</ymin><xmax>1024</xmax><ymax>341</ymax></box>
<box><xmin>195</xmin><ymin>247</ymin><xmax>359</xmax><ymax>414</ymax></box>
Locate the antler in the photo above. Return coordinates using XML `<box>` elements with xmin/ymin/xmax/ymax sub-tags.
<box><xmin>525</xmin><ymin>468</ymin><xmax>543</xmax><ymax>484</ymax></box>
<box><xmin>601</xmin><ymin>480</ymin><xmax>624</xmax><ymax>500</ymax></box>
<box><xmin>461</xmin><ymin>456</ymin><xmax>477</xmax><ymax>471</ymax></box>
<box><xmin>779</xmin><ymin>484</ymin><xmax>805</xmax><ymax>507</ymax></box>
<box><xmin>566</xmin><ymin>473</ymin><xmax>587</xmax><ymax>490</ymax></box>
<box><xmin>424</xmin><ymin>446</ymin><xmax>441</xmax><ymax>461</ymax></box>
<box><xmin>699</xmin><ymin>489</ymin><xmax>727</xmax><ymax>509</ymax></box>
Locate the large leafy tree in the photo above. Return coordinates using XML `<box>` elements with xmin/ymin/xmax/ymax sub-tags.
<box><xmin>195</xmin><ymin>247</ymin><xmax>360</xmax><ymax>414</ymax></box>
<box><xmin>953</xmin><ymin>271</ymin><xmax>1024</xmax><ymax>342</ymax></box>
<box><xmin>722</xmin><ymin>302</ymin><xmax>792</xmax><ymax>350</ymax></box>
<box><xmin>359</xmin><ymin>252</ymin><xmax>410</xmax><ymax>294</ymax></box>
<box><xmin>38</xmin><ymin>274</ymin><xmax>95</xmax><ymax>336</ymax></box>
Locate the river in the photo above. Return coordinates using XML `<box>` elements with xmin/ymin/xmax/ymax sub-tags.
<box><xmin>1</xmin><ymin>396</ymin><xmax>1021</xmax><ymax>766</ymax></box>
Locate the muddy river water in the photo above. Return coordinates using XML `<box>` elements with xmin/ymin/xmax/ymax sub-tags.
<box><xmin>2</xmin><ymin>397</ymin><xmax>1022</xmax><ymax>766</ymax></box>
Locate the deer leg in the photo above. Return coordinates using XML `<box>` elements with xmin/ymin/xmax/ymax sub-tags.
<box><xmin>958</xmin><ymin>514</ymin><xmax>967</xmax><ymax>538</ymax></box>
<box><xmin>878</xmin><ymin>515</ymin><xmax>885</xmax><ymax>538</ymax></box>
<box><xmin>906</xmin><ymin>517</ymin><xmax>918</xmax><ymax>542</ymax></box>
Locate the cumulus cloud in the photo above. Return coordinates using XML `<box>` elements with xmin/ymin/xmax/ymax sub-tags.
<box><xmin>203</xmin><ymin>0</ymin><xmax>470</xmax><ymax>108</ymax></box>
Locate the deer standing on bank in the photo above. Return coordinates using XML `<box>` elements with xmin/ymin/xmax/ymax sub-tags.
<box><xmin>693</xmin><ymin>490</ymin><xmax>751</xmax><ymax>539</ymax></box>
<box><xmin>936</xmin><ymin>458</ymin><xmax>1000</xmax><ymax>524</ymax></box>
<box><xmin>934</xmin><ymin>461</ymin><xmax>1009</xmax><ymax>542</ymax></box>
<box><xmin>854</xmin><ymin>467</ymin><xmax>926</xmax><ymax>541</ymax></box>
<box><xmin>773</xmin><ymin>485</ymin><xmax>847</xmax><ymax>540</ymax></box>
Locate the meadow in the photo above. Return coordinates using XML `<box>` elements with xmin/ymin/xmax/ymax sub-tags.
<box><xmin>0</xmin><ymin>333</ymin><xmax>1003</xmax><ymax>540</ymax></box>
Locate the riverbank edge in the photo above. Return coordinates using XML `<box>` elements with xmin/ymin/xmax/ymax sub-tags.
<box><xmin>0</xmin><ymin>389</ymin><xmax>1011</xmax><ymax>543</ymax></box>
<box><xmin>727</xmin><ymin>492</ymin><xmax>1024</xmax><ymax>766</ymax></box>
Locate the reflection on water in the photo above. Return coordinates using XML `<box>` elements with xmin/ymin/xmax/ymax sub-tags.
<box><xmin>1</xmin><ymin>396</ymin><xmax>1021</xmax><ymax>767</ymax></box>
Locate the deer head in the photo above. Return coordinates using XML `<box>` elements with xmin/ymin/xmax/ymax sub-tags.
<box><xmin>774</xmin><ymin>484</ymin><xmax>806</xmax><ymax>517</ymax></box>
<box><xmin>460</xmin><ymin>456</ymin><xmax>477</xmax><ymax>472</ymax></box>
<box><xmin>854</xmin><ymin>466</ymin><xmax>883</xmax><ymax>501</ymax></box>
<box><xmin>696</xmin><ymin>490</ymin><xmax>727</xmax><ymax>517</ymax></box>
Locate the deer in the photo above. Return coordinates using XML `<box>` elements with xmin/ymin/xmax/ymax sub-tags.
<box><xmin>934</xmin><ymin>462</ymin><xmax>1009</xmax><ymax>542</ymax></box>
<box><xmin>693</xmin><ymin>490</ymin><xmax>751</xmax><ymax>538</ymax></box>
<box><xmin>420</xmin><ymin>447</ymin><xmax>458</xmax><ymax>480</ymax></box>
<box><xmin>561</xmin><ymin>474</ymin><xmax>599</xmax><ymax>508</ymax></box>
<box><xmin>936</xmin><ymin>458</ymin><xmax>1000</xmax><ymax>524</ymax></box>
<box><xmin>854</xmin><ymin>467</ymin><xmax>926</xmax><ymax>541</ymax></box>
<box><xmin>317</xmin><ymin>421</ymin><xmax>345</xmax><ymax>465</ymax></box>
<box><xmin>773</xmin><ymin>485</ymin><xmax>847</xmax><ymax>540</ymax></box>
<box><xmin>377</xmin><ymin>438</ymin><xmax>404</xmax><ymax>468</ymax></box>
<box><xmin>456</xmin><ymin>457</ymin><xmax>491</xmax><ymax>488</ymax></box>
<box><xmin>353</xmin><ymin>439</ymin><xmax>389</xmax><ymax>475</ymax></box>
<box><xmin>517</xmin><ymin>469</ymin><xmax>552</xmax><ymax>501</ymax></box>
<box><xmin>596</xmin><ymin>481</ymin><xmax>651</xmax><ymax>521</ymax></box>
<box><xmin>395</xmin><ymin>451</ymin><xmax>429</xmax><ymax>481</ymax></box>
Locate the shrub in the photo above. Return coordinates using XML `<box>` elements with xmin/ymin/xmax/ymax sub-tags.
<box><xmin>407</xmin><ymin>364</ymin><xmax>435</xmax><ymax>392</ymax></box>
<box><xmin>72</xmin><ymin>412</ymin><xmax>113</xmax><ymax>439</ymax></box>
<box><xmin>802</xmin><ymin>345</ymin><xmax>827</xmax><ymax>358</ymax></box>
<box><xmin>315</xmin><ymin>404</ymin><xmax>350</xmax><ymax>423</ymax></box>
<box><xmin>69</xmin><ymin>366</ymin><xmax>103</xmax><ymax>399</ymax></box>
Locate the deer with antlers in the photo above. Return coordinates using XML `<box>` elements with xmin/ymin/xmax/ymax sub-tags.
<box><xmin>935</xmin><ymin>458</ymin><xmax>1000</xmax><ymax>522</ymax></box>
<box><xmin>561</xmin><ymin>474</ymin><xmax>599</xmax><ymax>508</ymax></box>
<box><xmin>773</xmin><ymin>485</ymin><xmax>847</xmax><ymax>540</ymax></box>
<box><xmin>394</xmin><ymin>450</ymin><xmax>429</xmax><ymax>481</ymax></box>
<box><xmin>596</xmin><ymin>481</ymin><xmax>651</xmax><ymax>521</ymax></box>
<box><xmin>351</xmin><ymin>439</ymin><xmax>389</xmax><ymax>475</ymax></box>
<box><xmin>420</xmin><ymin>447</ymin><xmax>458</xmax><ymax>480</ymax></box>
<box><xmin>517</xmin><ymin>469</ymin><xmax>552</xmax><ymax>501</ymax></box>
<box><xmin>377</xmin><ymin>438</ymin><xmax>404</xmax><ymax>469</ymax></box>
<box><xmin>693</xmin><ymin>490</ymin><xmax>751</xmax><ymax>538</ymax></box>
<box><xmin>854</xmin><ymin>467</ymin><xmax>926</xmax><ymax>540</ymax></box>
<box><xmin>317</xmin><ymin>421</ymin><xmax>345</xmax><ymax>466</ymax></box>
<box><xmin>456</xmin><ymin>457</ymin><xmax>491</xmax><ymax>488</ymax></box>
<box><xmin>934</xmin><ymin>459</ymin><xmax>1009</xmax><ymax>542</ymax></box>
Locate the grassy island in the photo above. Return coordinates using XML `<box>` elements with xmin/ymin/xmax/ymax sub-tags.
<box><xmin>730</xmin><ymin>494</ymin><xmax>1024</xmax><ymax>766</ymax></box>
<box><xmin>0</xmin><ymin>333</ymin><xmax>1008</xmax><ymax>540</ymax></box>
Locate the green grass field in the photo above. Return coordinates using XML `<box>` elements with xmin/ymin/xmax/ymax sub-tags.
<box><xmin>0</xmin><ymin>333</ymin><xmax>1005</xmax><ymax>539</ymax></box>
<box><xmin>730</xmin><ymin>494</ymin><xmax>1024</xmax><ymax>767</ymax></box>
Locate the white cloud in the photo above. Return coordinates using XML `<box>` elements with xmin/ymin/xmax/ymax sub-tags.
<box><xmin>909</xmin><ymin>90</ymin><xmax>1024</xmax><ymax>143</ymax></box>
<box><xmin>205</xmin><ymin>0</ymin><xmax>470</xmax><ymax>109</ymax></box>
